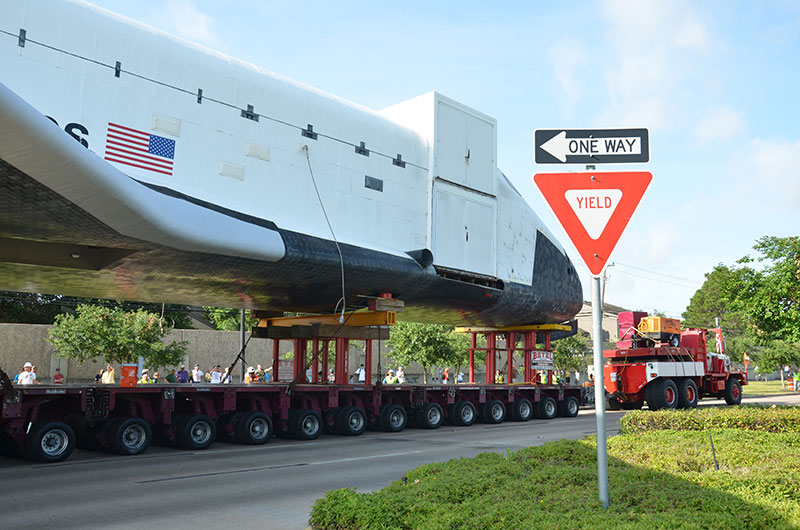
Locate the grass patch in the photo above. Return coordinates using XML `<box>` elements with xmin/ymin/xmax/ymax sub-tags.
<box><xmin>745</xmin><ymin>380</ymin><xmax>797</xmax><ymax>396</ymax></box>
<box><xmin>310</xmin><ymin>408</ymin><xmax>800</xmax><ymax>529</ymax></box>
<box><xmin>620</xmin><ymin>405</ymin><xmax>800</xmax><ymax>435</ymax></box>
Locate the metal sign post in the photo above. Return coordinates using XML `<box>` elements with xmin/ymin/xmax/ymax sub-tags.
<box><xmin>592</xmin><ymin>275</ymin><xmax>609</xmax><ymax>508</ymax></box>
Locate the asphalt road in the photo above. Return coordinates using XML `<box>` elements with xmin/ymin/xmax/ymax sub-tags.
<box><xmin>2</xmin><ymin>393</ymin><xmax>798</xmax><ymax>530</ymax></box>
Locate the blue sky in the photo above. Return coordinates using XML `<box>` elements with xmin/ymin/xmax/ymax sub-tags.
<box><xmin>89</xmin><ymin>0</ymin><xmax>800</xmax><ymax>318</ymax></box>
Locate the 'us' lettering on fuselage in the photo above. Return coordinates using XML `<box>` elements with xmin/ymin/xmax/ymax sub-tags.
<box><xmin>46</xmin><ymin>116</ymin><xmax>90</xmax><ymax>149</ymax></box>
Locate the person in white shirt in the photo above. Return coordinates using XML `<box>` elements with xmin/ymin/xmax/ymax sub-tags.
<box><xmin>17</xmin><ymin>362</ymin><xmax>36</xmax><ymax>385</ymax></box>
<box><xmin>395</xmin><ymin>366</ymin><xmax>406</xmax><ymax>384</ymax></box>
<box><xmin>191</xmin><ymin>364</ymin><xmax>204</xmax><ymax>383</ymax></box>
<box><xmin>354</xmin><ymin>364</ymin><xmax>366</xmax><ymax>383</ymax></box>
<box><xmin>210</xmin><ymin>365</ymin><xmax>222</xmax><ymax>384</ymax></box>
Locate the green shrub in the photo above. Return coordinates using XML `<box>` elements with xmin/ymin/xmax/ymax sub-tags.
<box><xmin>310</xmin><ymin>419</ymin><xmax>800</xmax><ymax>529</ymax></box>
<box><xmin>619</xmin><ymin>405</ymin><xmax>800</xmax><ymax>435</ymax></box>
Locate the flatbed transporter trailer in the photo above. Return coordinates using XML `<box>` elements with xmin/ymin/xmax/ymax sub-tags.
<box><xmin>603</xmin><ymin>312</ymin><xmax>747</xmax><ymax>411</ymax></box>
<box><xmin>0</xmin><ymin>309</ymin><xmax>582</xmax><ymax>463</ymax></box>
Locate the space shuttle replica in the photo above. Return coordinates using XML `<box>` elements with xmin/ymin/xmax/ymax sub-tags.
<box><xmin>0</xmin><ymin>0</ymin><xmax>582</xmax><ymax>327</ymax></box>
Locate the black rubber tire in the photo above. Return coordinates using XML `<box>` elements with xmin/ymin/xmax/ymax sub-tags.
<box><xmin>335</xmin><ymin>406</ymin><xmax>367</xmax><ymax>436</ymax></box>
<box><xmin>107</xmin><ymin>417</ymin><xmax>152</xmax><ymax>455</ymax></box>
<box><xmin>24</xmin><ymin>421</ymin><xmax>76</xmax><ymax>463</ymax></box>
<box><xmin>724</xmin><ymin>378</ymin><xmax>743</xmax><ymax>405</ymax></box>
<box><xmin>511</xmin><ymin>399</ymin><xmax>533</xmax><ymax>422</ymax></box>
<box><xmin>534</xmin><ymin>397</ymin><xmax>557</xmax><ymax>420</ymax></box>
<box><xmin>217</xmin><ymin>412</ymin><xmax>244</xmax><ymax>442</ymax></box>
<box><xmin>558</xmin><ymin>396</ymin><xmax>581</xmax><ymax>417</ymax></box>
<box><xmin>0</xmin><ymin>430</ymin><xmax>23</xmax><ymax>458</ymax></box>
<box><xmin>620</xmin><ymin>401</ymin><xmax>644</xmax><ymax>410</ymax></box>
<box><xmin>677</xmin><ymin>379</ymin><xmax>699</xmax><ymax>409</ymax></box>
<box><xmin>645</xmin><ymin>379</ymin><xmax>678</xmax><ymax>411</ymax></box>
<box><xmin>174</xmin><ymin>414</ymin><xmax>216</xmax><ymax>450</ymax></box>
<box><xmin>235</xmin><ymin>412</ymin><xmax>273</xmax><ymax>445</ymax></box>
<box><xmin>451</xmin><ymin>401</ymin><xmax>477</xmax><ymax>427</ymax></box>
<box><xmin>670</xmin><ymin>334</ymin><xmax>680</xmax><ymax>347</ymax></box>
<box><xmin>379</xmin><ymin>405</ymin><xmax>407</xmax><ymax>432</ymax></box>
<box><xmin>480</xmin><ymin>400</ymin><xmax>506</xmax><ymax>424</ymax></box>
<box><xmin>606</xmin><ymin>395</ymin><xmax>622</xmax><ymax>410</ymax></box>
<box><xmin>416</xmin><ymin>403</ymin><xmax>443</xmax><ymax>429</ymax></box>
<box><xmin>289</xmin><ymin>409</ymin><xmax>322</xmax><ymax>440</ymax></box>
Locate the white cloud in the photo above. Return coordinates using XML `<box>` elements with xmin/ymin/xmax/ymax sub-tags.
<box><xmin>695</xmin><ymin>107</ymin><xmax>746</xmax><ymax>145</ymax></box>
<box><xmin>164</xmin><ymin>0</ymin><xmax>220</xmax><ymax>47</ymax></box>
<box><xmin>741</xmin><ymin>138</ymin><xmax>800</xmax><ymax>208</ymax></box>
<box><xmin>596</xmin><ymin>0</ymin><xmax>713</xmax><ymax>130</ymax></box>
<box><xmin>548</xmin><ymin>39</ymin><xmax>584</xmax><ymax>111</ymax></box>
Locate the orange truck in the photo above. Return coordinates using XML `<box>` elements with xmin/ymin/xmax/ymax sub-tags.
<box><xmin>604</xmin><ymin>312</ymin><xmax>746</xmax><ymax>411</ymax></box>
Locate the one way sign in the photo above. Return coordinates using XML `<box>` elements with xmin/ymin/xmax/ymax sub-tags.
<box><xmin>535</xmin><ymin>128</ymin><xmax>649</xmax><ymax>164</ymax></box>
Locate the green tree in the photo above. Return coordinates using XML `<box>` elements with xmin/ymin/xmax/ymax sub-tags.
<box><xmin>203</xmin><ymin>307</ymin><xmax>258</xmax><ymax>331</ymax></box>
<box><xmin>48</xmin><ymin>304</ymin><xmax>187</xmax><ymax>366</ymax></box>
<box><xmin>552</xmin><ymin>331</ymin><xmax>591</xmax><ymax>373</ymax></box>
<box><xmin>387</xmin><ymin>322</ymin><xmax>459</xmax><ymax>383</ymax></box>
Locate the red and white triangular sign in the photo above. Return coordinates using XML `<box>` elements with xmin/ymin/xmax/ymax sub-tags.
<box><xmin>533</xmin><ymin>171</ymin><xmax>653</xmax><ymax>277</ymax></box>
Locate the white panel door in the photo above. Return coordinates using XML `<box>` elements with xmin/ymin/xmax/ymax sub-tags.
<box><xmin>465</xmin><ymin>115</ymin><xmax>495</xmax><ymax>194</ymax></box>
<box><xmin>435</xmin><ymin>101</ymin><xmax>467</xmax><ymax>185</ymax></box>
<box><xmin>432</xmin><ymin>184</ymin><xmax>495</xmax><ymax>276</ymax></box>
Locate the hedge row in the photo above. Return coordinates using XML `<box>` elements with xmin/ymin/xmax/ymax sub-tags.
<box><xmin>309</xmin><ymin>423</ymin><xmax>800</xmax><ymax>529</ymax></box>
<box><xmin>619</xmin><ymin>405</ymin><xmax>800</xmax><ymax>435</ymax></box>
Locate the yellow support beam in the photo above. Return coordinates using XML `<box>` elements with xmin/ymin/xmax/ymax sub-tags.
<box><xmin>258</xmin><ymin>310</ymin><xmax>396</xmax><ymax>328</ymax></box>
<box><xmin>454</xmin><ymin>323</ymin><xmax>573</xmax><ymax>333</ymax></box>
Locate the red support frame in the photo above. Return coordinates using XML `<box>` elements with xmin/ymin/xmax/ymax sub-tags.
<box><xmin>272</xmin><ymin>339</ymin><xmax>280</xmax><ymax>382</ymax></box>
<box><xmin>364</xmin><ymin>340</ymin><xmax>373</xmax><ymax>385</ymax></box>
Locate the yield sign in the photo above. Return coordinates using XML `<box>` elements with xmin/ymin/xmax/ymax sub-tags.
<box><xmin>533</xmin><ymin>171</ymin><xmax>653</xmax><ymax>276</ymax></box>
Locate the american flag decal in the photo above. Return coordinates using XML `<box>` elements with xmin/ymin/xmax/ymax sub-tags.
<box><xmin>104</xmin><ymin>122</ymin><xmax>176</xmax><ymax>176</ymax></box>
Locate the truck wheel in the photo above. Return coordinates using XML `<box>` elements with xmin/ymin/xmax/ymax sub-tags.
<box><xmin>606</xmin><ymin>395</ymin><xmax>622</xmax><ymax>410</ymax></box>
<box><xmin>511</xmin><ymin>399</ymin><xmax>533</xmax><ymax>421</ymax></box>
<box><xmin>724</xmin><ymin>378</ymin><xmax>743</xmax><ymax>405</ymax></box>
<box><xmin>670</xmin><ymin>334</ymin><xmax>680</xmax><ymax>347</ymax></box>
<box><xmin>175</xmin><ymin>414</ymin><xmax>216</xmax><ymax>450</ymax></box>
<box><xmin>559</xmin><ymin>396</ymin><xmax>580</xmax><ymax>417</ymax></box>
<box><xmin>235</xmin><ymin>412</ymin><xmax>272</xmax><ymax>444</ymax></box>
<box><xmin>677</xmin><ymin>379</ymin><xmax>699</xmax><ymax>409</ymax></box>
<box><xmin>646</xmin><ymin>379</ymin><xmax>678</xmax><ymax>411</ymax></box>
<box><xmin>380</xmin><ymin>405</ymin><xmax>407</xmax><ymax>432</ymax></box>
<box><xmin>24</xmin><ymin>421</ymin><xmax>76</xmax><ymax>463</ymax></box>
<box><xmin>335</xmin><ymin>406</ymin><xmax>367</xmax><ymax>436</ymax></box>
<box><xmin>451</xmin><ymin>401</ymin><xmax>476</xmax><ymax>426</ymax></box>
<box><xmin>289</xmin><ymin>409</ymin><xmax>322</xmax><ymax>440</ymax></box>
<box><xmin>217</xmin><ymin>412</ymin><xmax>244</xmax><ymax>442</ymax></box>
<box><xmin>620</xmin><ymin>401</ymin><xmax>644</xmax><ymax>410</ymax></box>
<box><xmin>416</xmin><ymin>403</ymin><xmax>443</xmax><ymax>429</ymax></box>
<box><xmin>106</xmin><ymin>417</ymin><xmax>152</xmax><ymax>455</ymax></box>
<box><xmin>480</xmin><ymin>400</ymin><xmax>506</xmax><ymax>424</ymax></box>
<box><xmin>535</xmin><ymin>397</ymin><xmax>558</xmax><ymax>420</ymax></box>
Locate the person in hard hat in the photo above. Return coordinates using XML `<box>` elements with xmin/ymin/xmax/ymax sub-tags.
<box><xmin>17</xmin><ymin>362</ymin><xmax>36</xmax><ymax>385</ymax></box>
<box><xmin>327</xmin><ymin>369</ymin><xmax>336</xmax><ymax>383</ymax></box>
<box><xmin>383</xmin><ymin>369</ymin><xmax>399</xmax><ymax>384</ymax></box>
<box><xmin>494</xmin><ymin>369</ymin><xmax>504</xmax><ymax>384</ymax></box>
<box><xmin>138</xmin><ymin>369</ymin><xmax>152</xmax><ymax>384</ymax></box>
<box><xmin>244</xmin><ymin>366</ymin><xmax>256</xmax><ymax>384</ymax></box>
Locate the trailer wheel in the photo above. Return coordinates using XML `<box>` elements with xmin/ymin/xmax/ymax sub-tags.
<box><xmin>511</xmin><ymin>399</ymin><xmax>533</xmax><ymax>421</ymax></box>
<box><xmin>451</xmin><ymin>401</ymin><xmax>476</xmax><ymax>426</ymax></box>
<box><xmin>669</xmin><ymin>334</ymin><xmax>680</xmax><ymax>347</ymax></box>
<box><xmin>217</xmin><ymin>412</ymin><xmax>244</xmax><ymax>442</ymax></box>
<box><xmin>646</xmin><ymin>379</ymin><xmax>678</xmax><ymax>411</ymax></box>
<box><xmin>289</xmin><ymin>409</ymin><xmax>322</xmax><ymax>440</ymax></box>
<box><xmin>175</xmin><ymin>414</ymin><xmax>216</xmax><ymax>450</ymax></box>
<box><xmin>24</xmin><ymin>421</ymin><xmax>76</xmax><ymax>463</ymax></box>
<box><xmin>535</xmin><ymin>397</ymin><xmax>557</xmax><ymax>420</ymax></box>
<box><xmin>380</xmin><ymin>405</ymin><xmax>407</xmax><ymax>432</ymax></box>
<box><xmin>558</xmin><ymin>396</ymin><xmax>580</xmax><ymax>417</ymax></box>
<box><xmin>724</xmin><ymin>378</ymin><xmax>743</xmax><ymax>405</ymax></box>
<box><xmin>106</xmin><ymin>417</ymin><xmax>152</xmax><ymax>455</ymax></box>
<box><xmin>235</xmin><ymin>412</ymin><xmax>273</xmax><ymax>444</ymax></box>
<box><xmin>335</xmin><ymin>406</ymin><xmax>367</xmax><ymax>436</ymax></box>
<box><xmin>620</xmin><ymin>401</ymin><xmax>644</xmax><ymax>410</ymax></box>
<box><xmin>417</xmin><ymin>403</ymin><xmax>443</xmax><ymax>429</ymax></box>
<box><xmin>480</xmin><ymin>400</ymin><xmax>506</xmax><ymax>424</ymax></box>
<box><xmin>606</xmin><ymin>395</ymin><xmax>622</xmax><ymax>410</ymax></box>
<box><xmin>0</xmin><ymin>430</ymin><xmax>22</xmax><ymax>458</ymax></box>
<box><xmin>677</xmin><ymin>379</ymin><xmax>699</xmax><ymax>409</ymax></box>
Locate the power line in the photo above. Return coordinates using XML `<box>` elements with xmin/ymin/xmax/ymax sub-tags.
<box><xmin>612</xmin><ymin>261</ymin><xmax>701</xmax><ymax>285</ymax></box>
<box><xmin>609</xmin><ymin>268</ymin><xmax>698</xmax><ymax>289</ymax></box>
